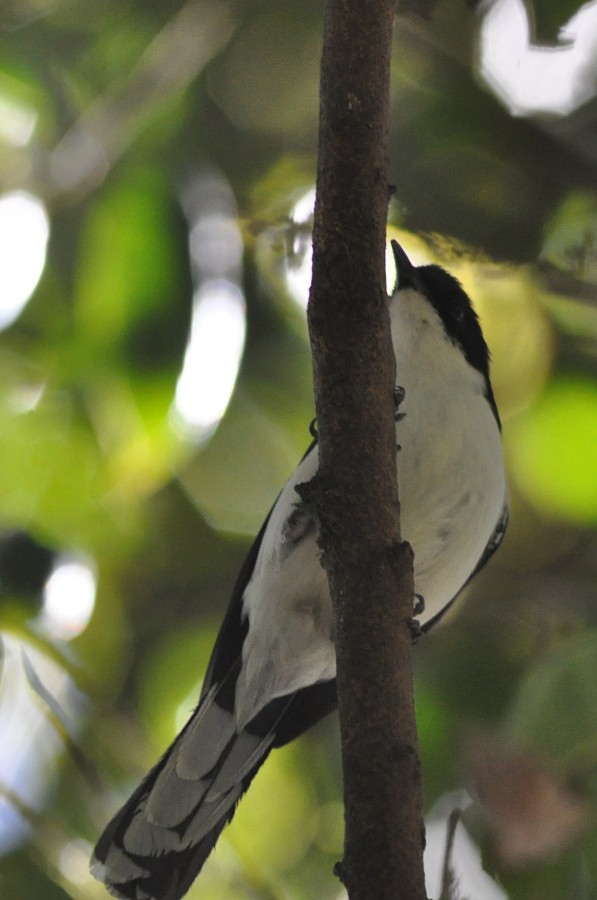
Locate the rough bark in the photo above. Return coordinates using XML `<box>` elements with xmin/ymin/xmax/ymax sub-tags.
<box><xmin>303</xmin><ymin>2</ymin><xmax>428</xmax><ymax>898</ymax></box>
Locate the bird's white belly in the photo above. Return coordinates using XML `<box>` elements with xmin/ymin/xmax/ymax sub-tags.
<box><xmin>396</xmin><ymin>382</ymin><xmax>506</xmax><ymax>622</ymax></box>
<box><xmin>238</xmin><ymin>369</ymin><xmax>506</xmax><ymax>721</ymax></box>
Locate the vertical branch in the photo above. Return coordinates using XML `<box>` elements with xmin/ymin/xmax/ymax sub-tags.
<box><xmin>304</xmin><ymin>1</ymin><xmax>427</xmax><ymax>898</ymax></box>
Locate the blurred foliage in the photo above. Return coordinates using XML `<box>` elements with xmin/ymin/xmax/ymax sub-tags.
<box><xmin>0</xmin><ymin>0</ymin><xmax>597</xmax><ymax>898</ymax></box>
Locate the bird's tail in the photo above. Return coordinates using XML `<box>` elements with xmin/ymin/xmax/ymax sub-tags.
<box><xmin>91</xmin><ymin>681</ymin><xmax>293</xmax><ymax>900</ymax></box>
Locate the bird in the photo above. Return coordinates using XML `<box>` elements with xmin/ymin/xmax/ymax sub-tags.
<box><xmin>91</xmin><ymin>240</ymin><xmax>509</xmax><ymax>900</ymax></box>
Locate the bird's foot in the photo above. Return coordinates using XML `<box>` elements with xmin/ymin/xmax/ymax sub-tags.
<box><xmin>333</xmin><ymin>860</ymin><xmax>346</xmax><ymax>884</ymax></box>
<box><xmin>407</xmin><ymin>594</ymin><xmax>425</xmax><ymax>640</ymax></box>
<box><xmin>406</xmin><ymin>616</ymin><xmax>423</xmax><ymax>640</ymax></box>
<box><xmin>394</xmin><ymin>385</ymin><xmax>406</xmax><ymax>422</ymax></box>
<box><xmin>414</xmin><ymin>593</ymin><xmax>425</xmax><ymax>616</ymax></box>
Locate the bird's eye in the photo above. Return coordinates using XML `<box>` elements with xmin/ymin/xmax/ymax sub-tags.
<box><xmin>453</xmin><ymin>305</ymin><xmax>465</xmax><ymax>323</ymax></box>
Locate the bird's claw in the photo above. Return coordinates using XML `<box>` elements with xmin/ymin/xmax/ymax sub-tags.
<box><xmin>407</xmin><ymin>617</ymin><xmax>423</xmax><ymax>640</ymax></box>
<box><xmin>407</xmin><ymin>594</ymin><xmax>425</xmax><ymax>640</ymax></box>
<box><xmin>394</xmin><ymin>385</ymin><xmax>406</xmax><ymax>422</ymax></box>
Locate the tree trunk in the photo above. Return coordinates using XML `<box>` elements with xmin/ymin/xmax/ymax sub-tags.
<box><xmin>303</xmin><ymin>2</ymin><xmax>428</xmax><ymax>898</ymax></box>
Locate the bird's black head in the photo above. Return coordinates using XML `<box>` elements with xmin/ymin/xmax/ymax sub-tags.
<box><xmin>392</xmin><ymin>240</ymin><xmax>491</xmax><ymax>379</ymax></box>
<box><xmin>391</xmin><ymin>240</ymin><xmax>499</xmax><ymax>424</ymax></box>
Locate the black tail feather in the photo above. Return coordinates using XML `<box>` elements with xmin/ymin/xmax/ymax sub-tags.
<box><xmin>92</xmin><ymin>677</ymin><xmax>337</xmax><ymax>899</ymax></box>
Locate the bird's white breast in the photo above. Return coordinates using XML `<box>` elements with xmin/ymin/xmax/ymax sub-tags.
<box><xmin>390</xmin><ymin>288</ymin><xmax>506</xmax><ymax>619</ymax></box>
<box><xmin>236</xmin><ymin>288</ymin><xmax>507</xmax><ymax>724</ymax></box>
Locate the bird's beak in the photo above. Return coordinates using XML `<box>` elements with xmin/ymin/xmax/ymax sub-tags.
<box><xmin>391</xmin><ymin>240</ymin><xmax>420</xmax><ymax>293</ymax></box>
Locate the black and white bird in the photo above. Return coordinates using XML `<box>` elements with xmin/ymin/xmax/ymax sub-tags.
<box><xmin>91</xmin><ymin>241</ymin><xmax>508</xmax><ymax>900</ymax></box>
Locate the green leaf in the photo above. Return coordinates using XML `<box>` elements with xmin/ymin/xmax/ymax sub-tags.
<box><xmin>74</xmin><ymin>169</ymin><xmax>178</xmax><ymax>347</ymax></box>
<box><xmin>507</xmin><ymin>376</ymin><xmax>597</xmax><ymax>523</ymax></box>
<box><xmin>503</xmin><ymin>630</ymin><xmax>597</xmax><ymax>772</ymax></box>
<box><xmin>179</xmin><ymin>392</ymin><xmax>301</xmax><ymax>534</ymax></box>
<box><xmin>542</xmin><ymin>191</ymin><xmax>597</xmax><ymax>282</ymax></box>
<box><xmin>0</xmin><ymin>395</ymin><xmax>110</xmax><ymax>548</ymax></box>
